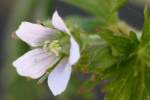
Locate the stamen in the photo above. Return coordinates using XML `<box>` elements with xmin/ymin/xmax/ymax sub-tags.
<box><xmin>50</xmin><ymin>40</ymin><xmax>61</xmax><ymax>56</ymax></box>
<box><xmin>43</xmin><ymin>40</ymin><xmax>62</xmax><ymax>56</ymax></box>
<box><xmin>43</xmin><ymin>40</ymin><xmax>51</xmax><ymax>54</ymax></box>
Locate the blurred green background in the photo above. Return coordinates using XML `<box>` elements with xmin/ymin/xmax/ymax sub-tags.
<box><xmin>0</xmin><ymin>0</ymin><xmax>149</xmax><ymax>100</ymax></box>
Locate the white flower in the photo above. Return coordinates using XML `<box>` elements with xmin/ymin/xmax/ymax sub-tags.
<box><xmin>12</xmin><ymin>11</ymin><xmax>80</xmax><ymax>96</ymax></box>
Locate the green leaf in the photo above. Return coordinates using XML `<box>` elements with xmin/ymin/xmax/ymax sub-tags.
<box><xmin>64</xmin><ymin>0</ymin><xmax>128</xmax><ymax>23</ymax></box>
<box><xmin>89</xmin><ymin>46</ymin><xmax>117</xmax><ymax>70</ymax></box>
<box><xmin>129</xmin><ymin>31</ymin><xmax>139</xmax><ymax>44</ymax></box>
<box><xmin>141</xmin><ymin>6</ymin><xmax>150</xmax><ymax>45</ymax></box>
<box><xmin>111</xmin><ymin>0</ymin><xmax>128</xmax><ymax>12</ymax></box>
<box><xmin>98</xmin><ymin>30</ymin><xmax>133</xmax><ymax>57</ymax></box>
<box><xmin>101</xmin><ymin>55</ymin><xmax>145</xmax><ymax>100</ymax></box>
<box><xmin>66</xmin><ymin>16</ymin><xmax>105</xmax><ymax>32</ymax></box>
<box><xmin>75</xmin><ymin>44</ymin><xmax>118</xmax><ymax>74</ymax></box>
<box><xmin>98</xmin><ymin>45</ymin><xmax>150</xmax><ymax>100</ymax></box>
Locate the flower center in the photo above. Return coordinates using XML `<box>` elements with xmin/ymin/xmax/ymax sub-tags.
<box><xmin>43</xmin><ymin>40</ymin><xmax>62</xmax><ymax>56</ymax></box>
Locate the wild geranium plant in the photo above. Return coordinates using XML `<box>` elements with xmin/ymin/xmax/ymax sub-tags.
<box><xmin>12</xmin><ymin>0</ymin><xmax>150</xmax><ymax>100</ymax></box>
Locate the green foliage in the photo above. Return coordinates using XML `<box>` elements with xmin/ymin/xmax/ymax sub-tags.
<box><xmin>141</xmin><ymin>6</ymin><xmax>150</xmax><ymax>45</ymax></box>
<box><xmin>64</xmin><ymin>0</ymin><xmax>128</xmax><ymax>23</ymax></box>
<box><xmin>97</xmin><ymin>7</ymin><xmax>150</xmax><ymax>100</ymax></box>
<box><xmin>65</xmin><ymin>1</ymin><xmax>150</xmax><ymax>100</ymax></box>
<box><xmin>98</xmin><ymin>30</ymin><xmax>134</xmax><ymax>57</ymax></box>
<box><xmin>66</xmin><ymin>16</ymin><xmax>105</xmax><ymax>32</ymax></box>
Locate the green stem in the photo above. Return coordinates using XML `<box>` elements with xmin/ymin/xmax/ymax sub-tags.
<box><xmin>138</xmin><ymin>61</ymin><xmax>145</xmax><ymax>100</ymax></box>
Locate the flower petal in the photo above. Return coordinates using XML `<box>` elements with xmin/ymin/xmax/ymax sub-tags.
<box><xmin>16</xmin><ymin>22</ymin><xmax>56</xmax><ymax>47</ymax></box>
<box><xmin>13</xmin><ymin>48</ymin><xmax>59</xmax><ymax>79</ymax></box>
<box><xmin>69</xmin><ymin>37</ymin><xmax>80</xmax><ymax>65</ymax></box>
<box><xmin>48</xmin><ymin>58</ymin><xmax>71</xmax><ymax>96</ymax></box>
<box><xmin>52</xmin><ymin>11</ymin><xmax>70</xmax><ymax>35</ymax></box>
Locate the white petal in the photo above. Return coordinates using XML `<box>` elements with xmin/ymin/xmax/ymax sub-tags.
<box><xmin>13</xmin><ymin>48</ymin><xmax>59</xmax><ymax>79</ymax></box>
<box><xmin>52</xmin><ymin>11</ymin><xmax>70</xmax><ymax>35</ymax></box>
<box><xmin>16</xmin><ymin>22</ymin><xmax>56</xmax><ymax>47</ymax></box>
<box><xmin>48</xmin><ymin>58</ymin><xmax>72</xmax><ymax>96</ymax></box>
<box><xmin>69</xmin><ymin>37</ymin><xmax>80</xmax><ymax>65</ymax></box>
